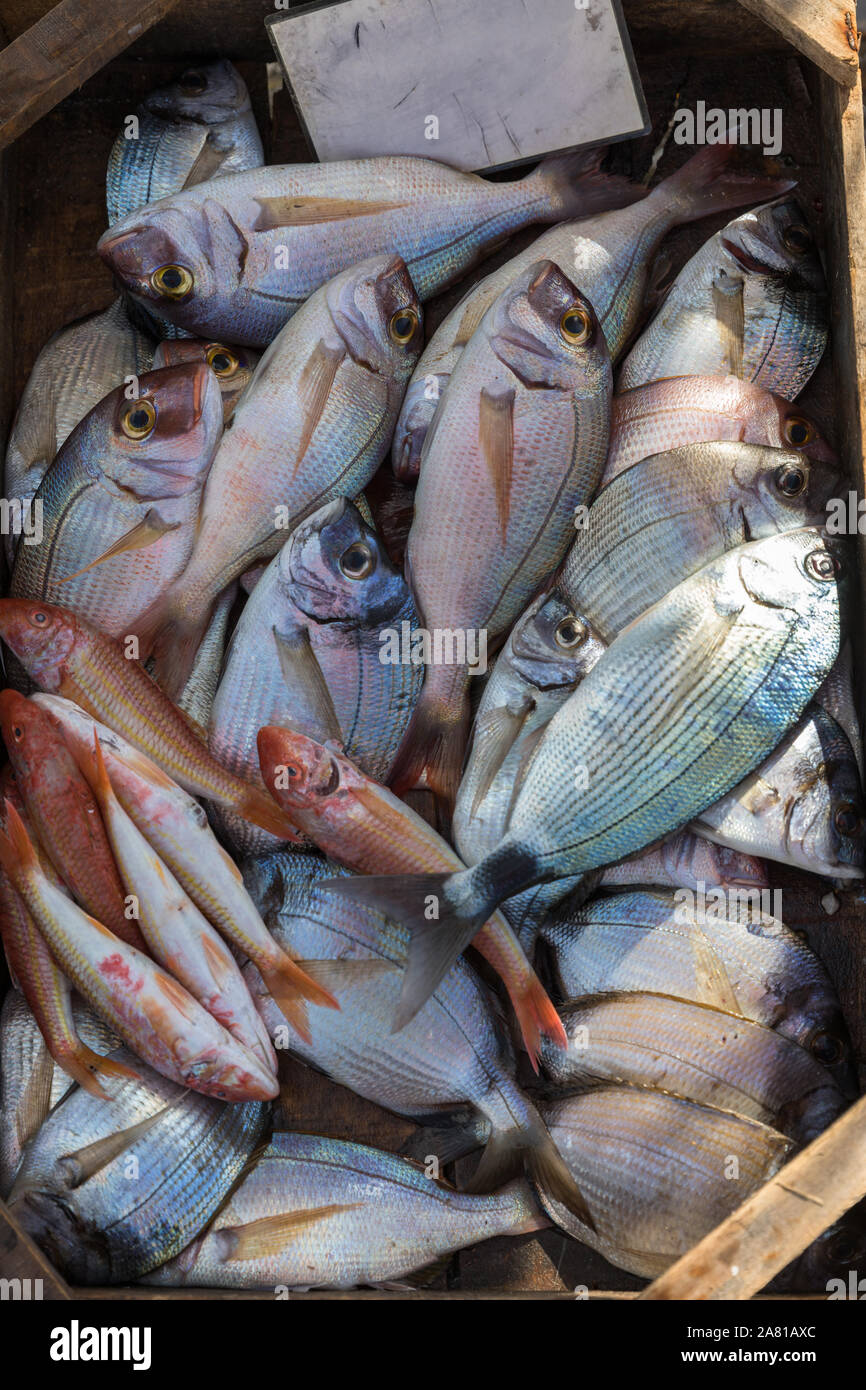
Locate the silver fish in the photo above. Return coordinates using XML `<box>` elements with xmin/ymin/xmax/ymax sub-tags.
<box><xmin>143</xmin><ymin>1131</ymin><xmax>546</xmax><ymax>1289</ymax></box>
<box><xmin>618</xmin><ymin>198</ymin><xmax>828</xmax><ymax>396</ymax></box>
<box><xmin>330</xmin><ymin>527</ymin><xmax>845</xmax><ymax>1014</ymax></box>
<box><xmin>8</xmin><ymin>1048</ymin><xmax>268</xmax><ymax>1283</ymax></box>
<box><xmin>0</xmin><ymin>990</ymin><xmax>120</xmax><ymax>1198</ymax></box>
<box><xmin>208</xmin><ymin>498</ymin><xmax>421</xmax><ymax>854</ymax></box>
<box><xmin>145</xmin><ymin>254</ymin><xmax>423</xmax><ymax>697</ymax></box>
<box><xmin>559</xmin><ymin>442</ymin><xmax>841</xmax><ymax>642</ymax></box>
<box><xmin>603</xmin><ymin>375</ymin><xmax>837</xmax><ymax>486</ymax></box>
<box><xmin>392</xmin><ymin>145</ymin><xmax>794</xmax><ymax>479</ymax></box>
<box><xmin>3</xmin><ymin>299</ymin><xmax>155</xmax><ymax>562</ymax></box>
<box><xmin>97</xmin><ymin>148</ymin><xmax>643</xmax><ymax>347</ymax></box>
<box><xmin>242</xmin><ymin>850</ymin><xmax>592</xmax><ymax>1226</ymax></box>
<box><xmin>541</xmin><ymin>992</ymin><xmax>847</xmax><ymax>1146</ymax></box>
<box><xmin>538</xmin><ymin>1087</ymin><xmax>793</xmax><ymax>1278</ymax></box>
<box><xmin>693</xmin><ymin>702</ymin><xmax>865</xmax><ymax>879</ymax></box>
<box><xmin>106</xmin><ymin>61</ymin><xmax>264</xmax><ymax>227</ymax></box>
<box><xmin>454</xmin><ymin>593</ymin><xmax>606</xmax><ymax>866</ymax></box>
<box><xmin>597</xmin><ymin>833</ymin><xmax>769</xmax><ymax>897</ymax></box>
<box><xmin>534</xmin><ymin>889</ymin><xmax>854</xmax><ymax>1087</ymax></box>
<box><xmin>10</xmin><ymin>362</ymin><xmax>224</xmax><ymax>641</ymax></box>
<box><xmin>389</xmin><ymin>259</ymin><xmax>612</xmax><ymax>810</ymax></box>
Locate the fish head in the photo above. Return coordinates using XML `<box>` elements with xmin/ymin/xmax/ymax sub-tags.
<box><xmin>281</xmin><ymin>498</ymin><xmax>409</xmax><ymax>626</ymax></box>
<box><xmin>153</xmin><ymin>338</ymin><xmax>259</xmax><ymax>422</ymax></box>
<box><xmin>769</xmin><ymin>398</ymin><xmax>837</xmax><ymax>465</ymax></box>
<box><xmin>9</xmin><ymin>1189</ymin><xmax>108</xmax><ymax>1284</ymax></box>
<box><xmin>97</xmin><ymin>200</ymin><xmax>243</xmax><ymax>334</ymax></box>
<box><xmin>779</xmin><ymin>1198</ymin><xmax>866</xmax><ymax>1293</ymax></box>
<box><xmin>144</xmin><ymin>60</ymin><xmax>252</xmax><ymax>124</ymax></box>
<box><xmin>721</xmin><ymin>198</ymin><xmax>825</xmax><ymax>293</ymax></box>
<box><xmin>736</xmin><ymin>527</ymin><xmax>847</xmax><ymax>626</ymax></box>
<box><xmin>77</xmin><ymin>362</ymin><xmax>224</xmax><ymax>501</ymax></box>
<box><xmin>486</xmin><ymin>259</ymin><xmax>611</xmax><ymax>396</ymax></box>
<box><xmin>0</xmin><ymin>600</ymin><xmax>78</xmax><ymax>691</ymax></box>
<box><xmin>325</xmin><ymin>254</ymin><xmax>423</xmax><ymax>381</ymax></box>
<box><xmin>733</xmin><ymin>446</ymin><xmax>842</xmax><ymax>536</ymax></box>
<box><xmin>509</xmin><ymin>592</ymin><xmax>606</xmax><ymax>692</ymax></box>
<box><xmin>786</xmin><ymin>711</ymin><xmax>866</xmax><ymax>879</ymax></box>
<box><xmin>0</xmin><ymin>689</ymin><xmax>62</xmax><ymax>779</ymax></box>
<box><xmin>257</xmin><ymin>726</ymin><xmax>339</xmax><ymax>809</ymax></box>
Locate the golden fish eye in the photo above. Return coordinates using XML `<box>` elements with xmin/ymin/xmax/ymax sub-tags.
<box><xmin>389</xmin><ymin>308</ymin><xmax>418</xmax><ymax>344</ymax></box>
<box><xmin>554</xmin><ymin>614</ymin><xmax>587</xmax><ymax>649</ymax></box>
<box><xmin>782</xmin><ymin>223</ymin><xmax>812</xmax><ymax>254</ymax></box>
<box><xmin>339</xmin><ymin>540</ymin><xmax>375</xmax><ymax>580</ymax></box>
<box><xmin>804</xmin><ymin>548</ymin><xmax>839</xmax><ymax>582</ymax></box>
<box><xmin>773</xmin><ymin>463</ymin><xmax>806</xmax><ymax>497</ymax></box>
<box><xmin>560</xmin><ymin>304</ymin><xmax>593</xmax><ymax>345</ymax></box>
<box><xmin>206</xmin><ymin>344</ymin><xmax>240</xmax><ymax>377</ymax></box>
<box><xmin>784</xmin><ymin>415</ymin><xmax>814</xmax><ymax>447</ymax></box>
<box><xmin>121</xmin><ymin>398</ymin><xmax>157</xmax><ymax>440</ymax></box>
<box><xmin>151</xmin><ymin>264</ymin><xmax>194</xmax><ymax>300</ymax></box>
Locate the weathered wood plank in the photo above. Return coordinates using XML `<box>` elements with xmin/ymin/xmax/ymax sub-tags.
<box><xmin>0</xmin><ymin>1198</ymin><xmax>71</xmax><ymax>1299</ymax></box>
<box><xmin>640</xmin><ymin>1092</ymin><xmax>866</xmax><ymax>1300</ymax></box>
<box><xmin>0</xmin><ymin>0</ymin><xmax>182</xmax><ymax>151</ymax></box>
<box><xmin>736</xmin><ymin>0</ymin><xmax>860</xmax><ymax>86</ymax></box>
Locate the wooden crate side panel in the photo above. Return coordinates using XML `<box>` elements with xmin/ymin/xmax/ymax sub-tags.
<box><xmin>738</xmin><ymin>0</ymin><xmax>860</xmax><ymax>86</ymax></box>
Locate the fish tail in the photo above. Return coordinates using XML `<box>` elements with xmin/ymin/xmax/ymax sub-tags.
<box><xmin>387</xmin><ymin>679</ymin><xmax>471</xmax><ymax>816</ymax></box>
<box><xmin>663</xmin><ymin>141</ymin><xmax>796</xmax><ymax>224</ymax></box>
<box><xmin>529</xmin><ymin>147</ymin><xmax>647</xmax><ymax>219</ymax></box>
<box><xmin>321</xmin><ymin>869</ymin><xmax>496</xmax><ymax>1026</ymax></box>
<box><xmin>54</xmin><ymin>1043</ymin><xmax>138</xmax><ymax>1100</ymax></box>
<box><xmin>258</xmin><ymin>957</ymin><xmax>340</xmax><ymax>1046</ymax></box>
<box><xmin>0</xmin><ymin>799</ymin><xmax>39</xmax><ymax>880</ymax></box>
<box><xmin>510</xmin><ymin>971</ymin><xmax>568</xmax><ymax>1074</ymax></box>
<box><xmin>467</xmin><ymin>1105</ymin><xmax>596</xmax><ymax>1231</ymax></box>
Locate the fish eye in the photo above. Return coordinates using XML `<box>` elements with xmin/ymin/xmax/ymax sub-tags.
<box><xmin>782</xmin><ymin>223</ymin><xmax>812</xmax><ymax>254</ymax></box>
<box><xmin>773</xmin><ymin>463</ymin><xmax>807</xmax><ymax>497</ymax></box>
<box><xmin>206</xmin><ymin>344</ymin><xmax>239</xmax><ymax>377</ymax></box>
<box><xmin>30</xmin><ymin>610</ymin><xmax>48</xmax><ymax>627</ymax></box>
<box><xmin>339</xmin><ymin>540</ymin><xmax>375</xmax><ymax>580</ymax></box>
<box><xmin>121</xmin><ymin>398</ymin><xmax>157</xmax><ymax>440</ymax></box>
<box><xmin>834</xmin><ymin>801</ymin><xmax>862</xmax><ymax>837</ymax></box>
<box><xmin>810</xmin><ymin>1031</ymin><xmax>846</xmax><ymax>1066</ymax></box>
<box><xmin>389</xmin><ymin>308</ymin><xmax>418</xmax><ymax>345</ymax></box>
<box><xmin>11</xmin><ymin>725</ymin><xmax>23</xmax><ymax>741</ymax></box>
<box><xmin>554</xmin><ymin>614</ymin><xmax>588</xmax><ymax>649</ymax></box>
<box><xmin>824</xmin><ymin>1231</ymin><xmax>863</xmax><ymax>1266</ymax></box>
<box><xmin>784</xmin><ymin>415</ymin><xmax>814</xmax><ymax>447</ymax></box>
<box><xmin>151</xmin><ymin>264</ymin><xmax>194</xmax><ymax>300</ymax></box>
<box><xmin>179</xmin><ymin>70</ymin><xmax>207</xmax><ymax>95</ymax></box>
<box><xmin>804</xmin><ymin>548</ymin><xmax>839</xmax><ymax>581</ymax></box>
<box><xmin>560</xmin><ymin>304</ymin><xmax>593</xmax><ymax>345</ymax></box>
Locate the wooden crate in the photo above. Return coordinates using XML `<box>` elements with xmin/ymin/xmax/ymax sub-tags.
<box><xmin>0</xmin><ymin>0</ymin><xmax>865</xmax><ymax>1301</ymax></box>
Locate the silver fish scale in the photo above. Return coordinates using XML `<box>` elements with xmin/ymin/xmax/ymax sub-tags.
<box><xmin>539</xmin><ymin>1088</ymin><xmax>792</xmax><ymax>1278</ymax></box>
<box><xmin>142</xmin><ymin>1131</ymin><xmax>541</xmax><ymax>1289</ymax></box>
<box><xmin>497</xmin><ymin>533</ymin><xmax>839</xmax><ymax>882</ymax></box>
<box><xmin>8</xmin><ymin>1048</ymin><xmax>268</xmax><ymax>1284</ymax></box>
<box><xmin>243</xmin><ymin>852</ymin><xmax>533</xmax><ymax>1141</ymax></box>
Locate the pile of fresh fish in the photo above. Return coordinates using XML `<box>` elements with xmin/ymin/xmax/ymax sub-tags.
<box><xmin>0</xmin><ymin>58</ymin><xmax>861</xmax><ymax>1295</ymax></box>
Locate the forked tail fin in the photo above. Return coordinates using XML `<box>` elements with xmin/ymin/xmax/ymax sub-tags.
<box><xmin>466</xmin><ymin>1103</ymin><xmax>596</xmax><ymax>1231</ymax></box>
<box><xmin>529</xmin><ymin>148</ymin><xmax>648</xmax><ymax>220</ymax></box>
<box><xmin>387</xmin><ymin>681</ymin><xmax>472</xmax><ymax>818</ymax></box>
<box><xmin>661</xmin><ymin>140</ymin><xmax>796</xmax><ymax>226</ymax></box>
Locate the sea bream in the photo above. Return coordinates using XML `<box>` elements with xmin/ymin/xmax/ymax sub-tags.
<box><xmin>143</xmin><ymin>255</ymin><xmax>424</xmax><ymax>697</ymax></box>
<box><xmin>618</xmin><ymin>198</ymin><xmax>828</xmax><ymax>396</ymax></box>
<box><xmin>97</xmin><ymin>147</ymin><xmax>644</xmax><ymax>347</ymax></box>
<box><xmin>10</xmin><ymin>363</ymin><xmax>223</xmax><ymax>643</ymax></box>
<box><xmin>328</xmin><ymin>528</ymin><xmax>845</xmax><ymax>1014</ymax></box>
<box><xmin>392</xmin><ymin>143</ymin><xmax>794</xmax><ymax>480</ymax></box>
<box><xmin>389</xmin><ymin>259</ymin><xmax>612</xmax><ymax>811</ymax></box>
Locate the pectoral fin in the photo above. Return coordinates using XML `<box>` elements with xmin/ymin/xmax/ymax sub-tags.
<box><xmin>273</xmin><ymin>626</ymin><xmax>344</xmax><ymax>744</ymax></box>
<box><xmin>57</xmin><ymin>1091</ymin><xmax>188</xmax><ymax>1188</ymax></box>
<box><xmin>252</xmin><ymin>197</ymin><xmax>409</xmax><ymax>230</ymax></box>
<box><xmin>712</xmin><ymin>272</ymin><xmax>745</xmax><ymax>378</ymax></box>
<box><xmin>221</xmin><ymin>1204</ymin><xmax>364</xmax><ymax>1262</ymax></box>
<box><xmin>470</xmin><ymin>699</ymin><xmax>534</xmax><ymax>817</ymax></box>
<box><xmin>479</xmin><ymin>387</ymin><xmax>515</xmax><ymax>541</ymax></box>
<box><xmin>293</xmin><ymin>342</ymin><xmax>346</xmax><ymax>477</ymax></box>
<box><xmin>56</xmin><ymin>510</ymin><xmax>180</xmax><ymax>583</ymax></box>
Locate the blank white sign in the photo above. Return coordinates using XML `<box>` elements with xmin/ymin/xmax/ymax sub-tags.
<box><xmin>267</xmin><ymin>0</ymin><xmax>648</xmax><ymax>172</ymax></box>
